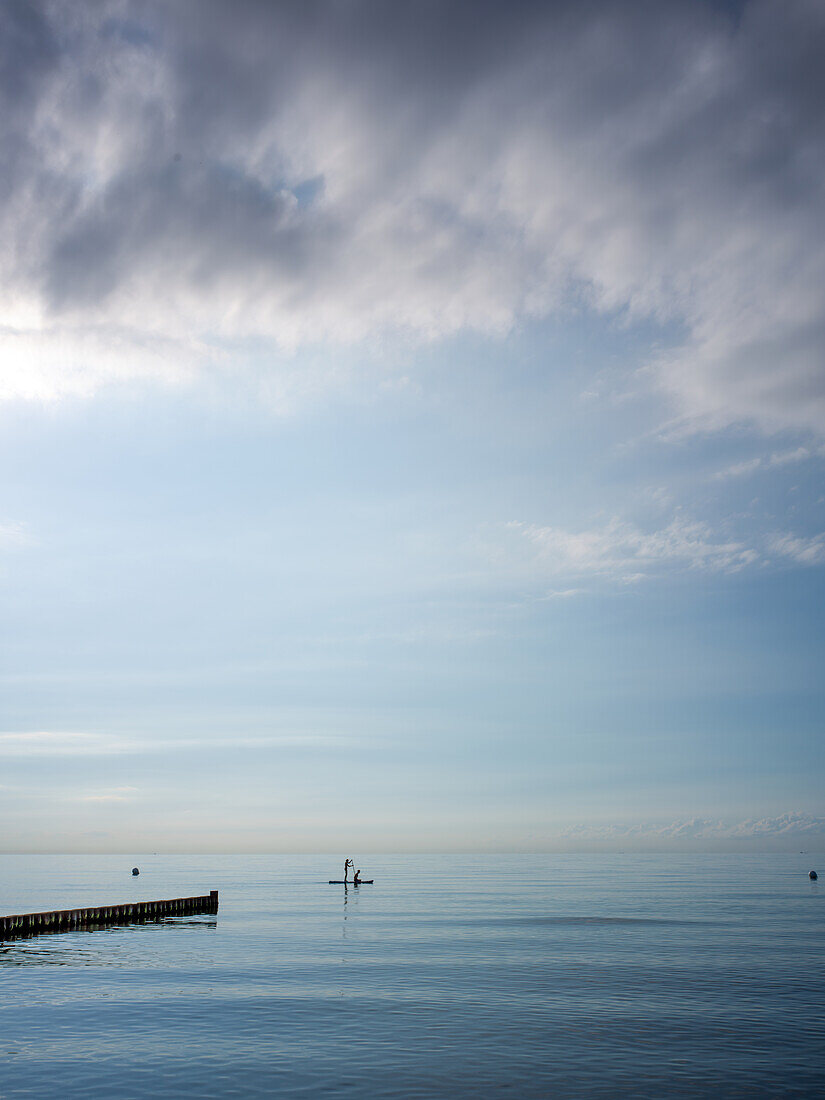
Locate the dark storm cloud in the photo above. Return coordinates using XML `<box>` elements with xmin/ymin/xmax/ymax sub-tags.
<box><xmin>1</xmin><ymin>0</ymin><xmax>823</xmax><ymax>430</ymax></box>
<box><xmin>0</xmin><ymin>1</ymin><xmax>59</xmax><ymax>227</ymax></box>
<box><xmin>0</xmin><ymin>0</ymin><xmax>57</xmax><ymax>119</ymax></box>
<box><xmin>47</xmin><ymin>161</ymin><xmax>316</xmax><ymax>309</ymax></box>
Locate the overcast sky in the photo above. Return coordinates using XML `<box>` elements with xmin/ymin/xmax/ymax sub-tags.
<box><xmin>1</xmin><ymin>0</ymin><xmax>824</xmax><ymax>852</ymax></box>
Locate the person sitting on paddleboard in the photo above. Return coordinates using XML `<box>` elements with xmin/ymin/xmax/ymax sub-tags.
<box><xmin>354</xmin><ymin>868</ymin><xmax>362</xmax><ymax>885</ymax></box>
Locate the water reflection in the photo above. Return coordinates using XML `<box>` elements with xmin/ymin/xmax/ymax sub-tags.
<box><xmin>0</xmin><ymin>918</ymin><xmax>217</xmax><ymax>967</ymax></box>
<box><xmin>1</xmin><ymin>853</ymin><xmax>821</xmax><ymax>1100</ymax></box>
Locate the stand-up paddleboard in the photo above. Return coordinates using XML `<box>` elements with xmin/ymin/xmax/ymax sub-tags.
<box><xmin>328</xmin><ymin>880</ymin><xmax>374</xmax><ymax>884</ymax></box>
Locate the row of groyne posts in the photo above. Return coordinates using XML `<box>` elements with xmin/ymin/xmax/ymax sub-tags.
<box><xmin>0</xmin><ymin>891</ymin><xmax>218</xmax><ymax>942</ymax></box>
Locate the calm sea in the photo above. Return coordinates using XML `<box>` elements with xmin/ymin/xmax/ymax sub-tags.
<box><xmin>1</xmin><ymin>853</ymin><xmax>822</xmax><ymax>1098</ymax></box>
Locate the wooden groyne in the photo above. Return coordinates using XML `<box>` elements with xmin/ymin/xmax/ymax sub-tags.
<box><xmin>0</xmin><ymin>891</ymin><xmax>218</xmax><ymax>942</ymax></box>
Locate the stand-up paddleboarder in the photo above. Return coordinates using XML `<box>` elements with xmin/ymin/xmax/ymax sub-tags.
<box><xmin>344</xmin><ymin>858</ymin><xmax>353</xmax><ymax>883</ymax></box>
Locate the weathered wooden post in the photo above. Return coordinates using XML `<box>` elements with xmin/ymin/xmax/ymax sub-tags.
<box><xmin>1</xmin><ymin>891</ymin><xmax>219</xmax><ymax>942</ymax></box>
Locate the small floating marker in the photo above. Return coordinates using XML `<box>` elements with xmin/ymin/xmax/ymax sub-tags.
<box><xmin>810</xmin><ymin>870</ymin><xmax>818</xmax><ymax>880</ymax></box>
<box><xmin>132</xmin><ymin>867</ymin><xmax>140</xmax><ymax>876</ymax></box>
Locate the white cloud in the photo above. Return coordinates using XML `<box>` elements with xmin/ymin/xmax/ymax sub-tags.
<box><xmin>562</xmin><ymin>811</ymin><xmax>825</xmax><ymax>841</ymax></box>
<box><xmin>0</xmin><ymin>1</ymin><xmax>822</xmax><ymax>434</ymax></box>
<box><xmin>0</xmin><ymin>522</ymin><xmax>28</xmax><ymax>547</ymax></box>
<box><xmin>768</xmin><ymin>531</ymin><xmax>825</xmax><ymax>565</ymax></box>
<box><xmin>79</xmin><ymin>786</ymin><xmax>139</xmax><ymax>803</ymax></box>
<box><xmin>497</xmin><ymin>512</ymin><xmax>825</xmax><ymax>586</ymax></box>
<box><xmin>0</xmin><ymin>325</ymin><xmax>202</xmax><ymax>402</ymax></box>
<box><xmin>0</xmin><ymin>729</ymin><xmax>363</xmax><ymax>757</ymax></box>
<box><xmin>712</xmin><ymin>457</ymin><xmax>765</xmax><ymax>480</ymax></box>
<box><xmin>506</xmin><ymin>514</ymin><xmax>759</xmax><ymax>582</ymax></box>
<box><xmin>713</xmin><ymin>445</ymin><xmax>825</xmax><ymax>480</ymax></box>
<box><xmin>0</xmin><ymin>730</ymin><xmax>127</xmax><ymax>756</ymax></box>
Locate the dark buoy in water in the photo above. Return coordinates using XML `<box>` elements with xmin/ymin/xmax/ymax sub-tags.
<box><xmin>810</xmin><ymin>870</ymin><xmax>818</xmax><ymax>880</ymax></box>
<box><xmin>132</xmin><ymin>867</ymin><xmax>140</xmax><ymax>876</ymax></box>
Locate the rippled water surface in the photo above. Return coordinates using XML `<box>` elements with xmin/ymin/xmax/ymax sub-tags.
<box><xmin>1</xmin><ymin>853</ymin><xmax>822</xmax><ymax>1098</ymax></box>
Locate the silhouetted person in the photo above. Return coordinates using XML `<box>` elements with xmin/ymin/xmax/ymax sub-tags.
<box><xmin>354</xmin><ymin>868</ymin><xmax>362</xmax><ymax>885</ymax></box>
<box><xmin>344</xmin><ymin>858</ymin><xmax>353</xmax><ymax>883</ymax></box>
